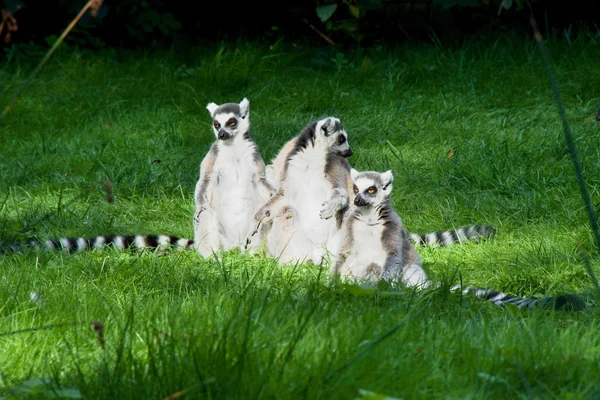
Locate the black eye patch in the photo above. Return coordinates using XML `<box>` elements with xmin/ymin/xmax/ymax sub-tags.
<box><xmin>337</xmin><ymin>135</ymin><xmax>346</xmax><ymax>144</ymax></box>
<box><xmin>365</xmin><ymin>186</ymin><xmax>377</xmax><ymax>195</ymax></box>
<box><xmin>226</xmin><ymin>118</ymin><xmax>237</xmax><ymax>127</ymax></box>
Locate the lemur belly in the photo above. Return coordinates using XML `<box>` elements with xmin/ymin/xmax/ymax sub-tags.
<box><xmin>283</xmin><ymin>148</ymin><xmax>335</xmax><ymax>247</ymax></box>
<box><xmin>267</xmin><ymin>206</ymin><xmax>313</xmax><ymax>263</ymax></box>
<box><xmin>210</xmin><ymin>144</ymin><xmax>259</xmax><ymax>246</ymax></box>
<box><xmin>340</xmin><ymin>221</ymin><xmax>387</xmax><ymax>280</ymax></box>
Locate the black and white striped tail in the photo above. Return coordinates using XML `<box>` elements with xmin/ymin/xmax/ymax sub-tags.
<box><xmin>1</xmin><ymin>235</ymin><xmax>195</xmax><ymax>254</ymax></box>
<box><xmin>452</xmin><ymin>285</ymin><xmax>585</xmax><ymax>311</ymax></box>
<box><xmin>409</xmin><ymin>225</ymin><xmax>495</xmax><ymax>247</ymax></box>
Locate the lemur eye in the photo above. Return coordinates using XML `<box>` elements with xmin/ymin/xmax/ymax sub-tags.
<box><xmin>367</xmin><ymin>186</ymin><xmax>377</xmax><ymax>194</ymax></box>
<box><xmin>226</xmin><ymin>118</ymin><xmax>237</xmax><ymax>127</ymax></box>
<box><xmin>337</xmin><ymin>135</ymin><xmax>346</xmax><ymax>144</ymax></box>
<box><xmin>214</xmin><ymin>122</ymin><xmax>221</xmax><ymax>129</ymax></box>
<box><xmin>353</xmin><ymin>185</ymin><xmax>359</xmax><ymax>194</ymax></box>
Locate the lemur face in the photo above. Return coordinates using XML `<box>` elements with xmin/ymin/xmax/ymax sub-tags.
<box><xmin>206</xmin><ymin>98</ymin><xmax>250</xmax><ymax>141</ymax></box>
<box><xmin>350</xmin><ymin>169</ymin><xmax>393</xmax><ymax>207</ymax></box>
<box><xmin>315</xmin><ymin>117</ymin><xmax>353</xmax><ymax>158</ymax></box>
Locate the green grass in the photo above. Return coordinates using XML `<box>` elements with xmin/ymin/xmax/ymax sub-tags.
<box><xmin>1</xmin><ymin>32</ymin><xmax>600</xmax><ymax>398</ymax></box>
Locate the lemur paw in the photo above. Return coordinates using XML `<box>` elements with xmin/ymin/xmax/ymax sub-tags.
<box><xmin>244</xmin><ymin>230</ymin><xmax>260</xmax><ymax>250</ymax></box>
<box><xmin>321</xmin><ymin>189</ymin><xmax>348</xmax><ymax>219</ymax></box>
<box><xmin>244</xmin><ymin>223</ymin><xmax>261</xmax><ymax>249</ymax></box>
<box><xmin>319</xmin><ymin>200</ymin><xmax>337</xmax><ymax>220</ymax></box>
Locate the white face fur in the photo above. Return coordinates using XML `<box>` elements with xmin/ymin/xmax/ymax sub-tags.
<box><xmin>206</xmin><ymin>97</ymin><xmax>250</xmax><ymax>141</ymax></box>
<box><xmin>350</xmin><ymin>169</ymin><xmax>394</xmax><ymax>207</ymax></box>
<box><xmin>314</xmin><ymin>117</ymin><xmax>353</xmax><ymax>158</ymax></box>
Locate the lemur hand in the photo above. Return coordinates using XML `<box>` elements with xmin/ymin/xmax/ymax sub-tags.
<box><xmin>320</xmin><ymin>189</ymin><xmax>348</xmax><ymax>219</ymax></box>
<box><xmin>319</xmin><ymin>200</ymin><xmax>337</xmax><ymax>219</ymax></box>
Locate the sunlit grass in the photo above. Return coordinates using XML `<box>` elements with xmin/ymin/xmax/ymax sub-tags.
<box><xmin>1</xmin><ymin>32</ymin><xmax>600</xmax><ymax>398</ymax></box>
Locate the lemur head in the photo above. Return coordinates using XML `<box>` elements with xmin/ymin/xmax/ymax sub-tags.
<box><xmin>351</xmin><ymin>168</ymin><xmax>393</xmax><ymax>207</ymax></box>
<box><xmin>314</xmin><ymin>117</ymin><xmax>353</xmax><ymax>158</ymax></box>
<box><xmin>206</xmin><ymin>98</ymin><xmax>250</xmax><ymax>141</ymax></box>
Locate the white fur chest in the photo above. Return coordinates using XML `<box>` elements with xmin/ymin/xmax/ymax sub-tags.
<box><xmin>210</xmin><ymin>137</ymin><xmax>261</xmax><ymax>241</ymax></box>
<box><xmin>211</xmin><ymin>138</ymin><xmax>256</xmax><ymax>198</ymax></box>
<box><xmin>339</xmin><ymin>213</ymin><xmax>388</xmax><ymax>280</ymax></box>
<box><xmin>283</xmin><ymin>147</ymin><xmax>333</xmax><ymax>240</ymax></box>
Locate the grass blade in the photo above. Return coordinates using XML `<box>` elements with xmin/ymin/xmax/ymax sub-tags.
<box><xmin>0</xmin><ymin>0</ymin><xmax>103</xmax><ymax>119</ymax></box>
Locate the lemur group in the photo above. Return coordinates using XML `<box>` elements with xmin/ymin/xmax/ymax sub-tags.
<box><xmin>9</xmin><ymin>97</ymin><xmax>579</xmax><ymax>310</ymax></box>
<box><xmin>193</xmin><ymin>98</ymin><xmax>493</xmax><ymax>291</ymax></box>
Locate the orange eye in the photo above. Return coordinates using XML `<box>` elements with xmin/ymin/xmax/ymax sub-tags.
<box><xmin>367</xmin><ymin>187</ymin><xmax>377</xmax><ymax>194</ymax></box>
<box><xmin>214</xmin><ymin>122</ymin><xmax>221</xmax><ymax>129</ymax></box>
<box><xmin>353</xmin><ymin>185</ymin><xmax>359</xmax><ymax>194</ymax></box>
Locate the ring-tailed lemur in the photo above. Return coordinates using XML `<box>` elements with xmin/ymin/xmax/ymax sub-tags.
<box><xmin>332</xmin><ymin>169</ymin><xmax>429</xmax><ymax>287</ymax></box>
<box><xmin>245</xmin><ymin>116</ymin><xmax>353</xmax><ymax>264</ymax></box>
<box><xmin>193</xmin><ymin>97</ymin><xmax>276</xmax><ymax>257</ymax></box>
<box><xmin>332</xmin><ymin>168</ymin><xmax>584</xmax><ymax>310</ymax></box>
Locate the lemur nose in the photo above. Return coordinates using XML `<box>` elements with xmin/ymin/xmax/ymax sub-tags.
<box><xmin>218</xmin><ymin>130</ymin><xmax>229</xmax><ymax>140</ymax></box>
<box><xmin>354</xmin><ymin>196</ymin><xmax>367</xmax><ymax>206</ymax></box>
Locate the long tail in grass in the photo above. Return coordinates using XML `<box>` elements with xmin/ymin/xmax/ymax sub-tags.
<box><xmin>451</xmin><ymin>284</ymin><xmax>586</xmax><ymax>311</ymax></box>
<box><xmin>1</xmin><ymin>234</ymin><xmax>195</xmax><ymax>254</ymax></box>
<box><xmin>409</xmin><ymin>225</ymin><xmax>495</xmax><ymax>247</ymax></box>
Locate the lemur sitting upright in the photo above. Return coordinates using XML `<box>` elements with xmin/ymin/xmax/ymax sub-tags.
<box><xmin>2</xmin><ymin>98</ymin><xmax>275</xmax><ymax>256</ymax></box>
<box><xmin>332</xmin><ymin>168</ymin><xmax>429</xmax><ymax>287</ymax></box>
<box><xmin>332</xmin><ymin>168</ymin><xmax>583</xmax><ymax>310</ymax></box>
<box><xmin>245</xmin><ymin>117</ymin><xmax>353</xmax><ymax>264</ymax></box>
<box><xmin>193</xmin><ymin>97</ymin><xmax>276</xmax><ymax>257</ymax></box>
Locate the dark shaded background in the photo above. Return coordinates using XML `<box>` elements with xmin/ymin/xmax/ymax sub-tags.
<box><xmin>1</xmin><ymin>0</ymin><xmax>599</xmax><ymax>50</ymax></box>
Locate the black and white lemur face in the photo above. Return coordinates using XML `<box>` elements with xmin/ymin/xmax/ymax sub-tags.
<box><xmin>206</xmin><ymin>98</ymin><xmax>250</xmax><ymax>141</ymax></box>
<box><xmin>314</xmin><ymin>117</ymin><xmax>353</xmax><ymax>158</ymax></box>
<box><xmin>350</xmin><ymin>168</ymin><xmax>393</xmax><ymax>207</ymax></box>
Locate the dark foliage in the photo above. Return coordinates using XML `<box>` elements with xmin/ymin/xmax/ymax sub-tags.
<box><xmin>1</xmin><ymin>0</ymin><xmax>599</xmax><ymax>49</ymax></box>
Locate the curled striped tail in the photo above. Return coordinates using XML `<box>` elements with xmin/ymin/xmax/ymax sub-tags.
<box><xmin>409</xmin><ymin>225</ymin><xmax>495</xmax><ymax>247</ymax></box>
<box><xmin>1</xmin><ymin>234</ymin><xmax>195</xmax><ymax>254</ymax></box>
<box><xmin>451</xmin><ymin>285</ymin><xmax>585</xmax><ymax>311</ymax></box>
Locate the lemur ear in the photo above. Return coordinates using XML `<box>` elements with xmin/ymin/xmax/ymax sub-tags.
<box><xmin>321</xmin><ymin>117</ymin><xmax>334</xmax><ymax>136</ymax></box>
<box><xmin>206</xmin><ymin>102</ymin><xmax>219</xmax><ymax>116</ymax></box>
<box><xmin>350</xmin><ymin>168</ymin><xmax>360</xmax><ymax>181</ymax></box>
<box><xmin>381</xmin><ymin>170</ymin><xmax>394</xmax><ymax>189</ymax></box>
<box><xmin>239</xmin><ymin>98</ymin><xmax>250</xmax><ymax>119</ymax></box>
